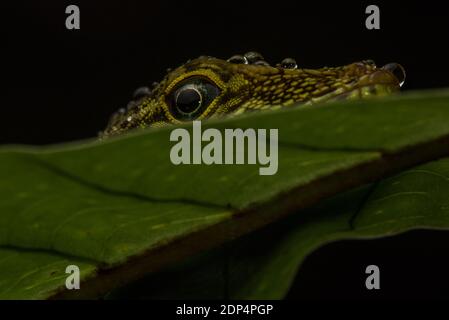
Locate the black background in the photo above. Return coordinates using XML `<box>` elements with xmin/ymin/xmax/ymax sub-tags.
<box><xmin>2</xmin><ymin>0</ymin><xmax>449</xmax><ymax>144</ymax></box>
<box><xmin>1</xmin><ymin>0</ymin><xmax>449</xmax><ymax>299</ymax></box>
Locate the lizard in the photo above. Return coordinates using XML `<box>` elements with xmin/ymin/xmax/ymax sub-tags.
<box><xmin>100</xmin><ymin>52</ymin><xmax>405</xmax><ymax>138</ymax></box>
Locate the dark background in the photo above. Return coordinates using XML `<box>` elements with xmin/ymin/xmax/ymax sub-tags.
<box><xmin>1</xmin><ymin>0</ymin><xmax>449</xmax><ymax>299</ymax></box>
<box><xmin>2</xmin><ymin>0</ymin><xmax>449</xmax><ymax>145</ymax></box>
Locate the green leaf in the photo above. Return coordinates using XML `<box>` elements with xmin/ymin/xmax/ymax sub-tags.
<box><xmin>1</xmin><ymin>89</ymin><xmax>449</xmax><ymax>299</ymax></box>
<box><xmin>109</xmin><ymin>157</ymin><xmax>449</xmax><ymax>299</ymax></box>
<box><xmin>0</xmin><ymin>248</ymin><xmax>95</xmax><ymax>299</ymax></box>
<box><xmin>227</xmin><ymin>157</ymin><xmax>449</xmax><ymax>299</ymax></box>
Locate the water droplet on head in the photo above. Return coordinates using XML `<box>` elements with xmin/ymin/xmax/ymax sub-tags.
<box><xmin>132</xmin><ymin>86</ymin><xmax>151</xmax><ymax>99</ymax></box>
<box><xmin>382</xmin><ymin>63</ymin><xmax>406</xmax><ymax>87</ymax></box>
<box><xmin>227</xmin><ymin>55</ymin><xmax>248</xmax><ymax>64</ymax></box>
<box><xmin>126</xmin><ymin>101</ymin><xmax>138</xmax><ymax>111</ymax></box>
<box><xmin>280</xmin><ymin>58</ymin><xmax>297</xmax><ymax>69</ymax></box>
<box><xmin>118</xmin><ymin>108</ymin><xmax>126</xmax><ymax>114</ymax></box>
<box><xmin>253</xmin><ymin>60</ymin><xmax>270</xmax><ymax>66</ymax></box>
<box><xmin>363</xmin><ymin>59</ymin><xmax>376</xmax><ymax>66</ymax></box>
<box><xmin>244</xmin><ymin>51</ymin><xmax>264</xmax><ymax>64</ymax></box>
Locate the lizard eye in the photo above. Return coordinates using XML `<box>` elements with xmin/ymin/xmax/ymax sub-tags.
<box><xmin>167</xmin><ymin>77</ymin><xmax>220</xmax><ymax>120</ymax></box>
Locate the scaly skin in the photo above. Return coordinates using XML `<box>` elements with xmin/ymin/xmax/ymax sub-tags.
<box><xmin>101</xmin><ymin>52</ymin><xmax>405</xmax><ymax>138</ymax></box>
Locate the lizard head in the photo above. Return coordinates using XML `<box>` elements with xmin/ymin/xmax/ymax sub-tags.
<box><xmin>100</xmin><ymin>52</ymin><xmax>405</xmax><ymax>138</ymax></box>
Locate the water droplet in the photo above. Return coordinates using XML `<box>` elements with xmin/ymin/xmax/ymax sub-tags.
<box><xmin>132</xmin><ymin>86</ymin><xmax>151</xmax><ymax>99</ymax></box>
<box><xmin>227</xmin><ymin>55</ymin><xmax>248</xmax><ymax>64</ymax></box>
<box><xmin>244</xmin><ymin>51</ymin><xmax>264</xmax><ymax>64</ymax></box>
<box><xmin>382</xmin><ymin>63</ymin><xmax>406</xmax><ymax>87</ymax></box>
<box><xmin>253</xmin><ymin>60</ymin><xmax>270</xmax><ymax>66</ymax></box>
<box><xmin>280</xmin><ymin>58</ymin><xmax>297</xmax><ymax>69</ymax></box>
<box><xmin>363</xmin><ymin>59</ymin><xmax>376</xmax><ymax>66</ymax></box>
<box><xmin>126</xmin><ymin>101</ymin><xmax>138</xmax><ymax>111</ymax></box>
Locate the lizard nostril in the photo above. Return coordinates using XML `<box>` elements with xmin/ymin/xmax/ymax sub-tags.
<box><xmin>382</xmin><ymin>63</ymin><xmax>406</xmax><ymax>87</ymax></box>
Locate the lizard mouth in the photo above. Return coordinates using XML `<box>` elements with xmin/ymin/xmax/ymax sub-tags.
<box><xmin>311</xmin><ymin>63</ymin><xmax>406</xmax><ymax>104</ymax></box>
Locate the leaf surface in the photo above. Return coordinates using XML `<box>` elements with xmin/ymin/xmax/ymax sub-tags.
<box><xmin>1</xmin><ymin>89</ymin><xmax>449</xmax><ymax>299</ymax></box>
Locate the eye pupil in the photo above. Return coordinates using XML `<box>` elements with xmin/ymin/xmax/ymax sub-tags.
<box><xmin>176</xmin><ymin>88</ymin><xmax>202</xmax><ymax>115</ymax></box>
<box><xmin>167</xmin><ymin>77</ymin><xmax>221</xmax><ymax>120</ymax></box>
